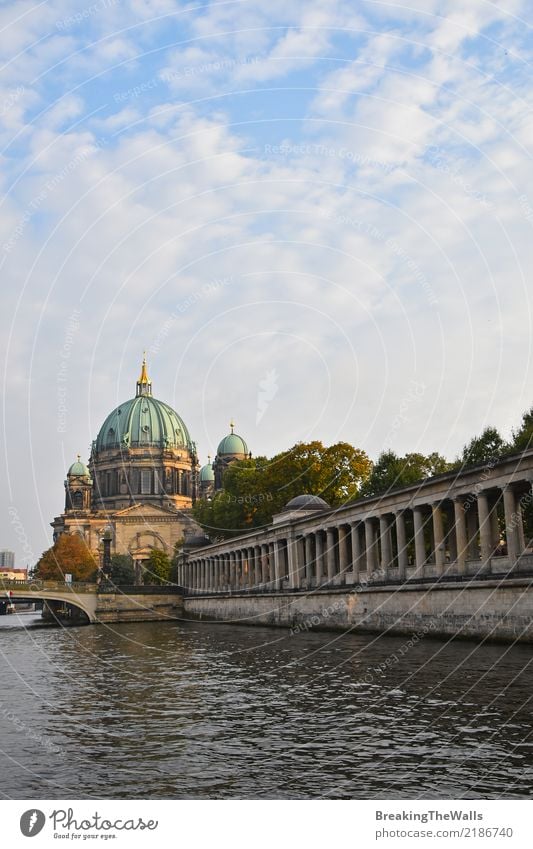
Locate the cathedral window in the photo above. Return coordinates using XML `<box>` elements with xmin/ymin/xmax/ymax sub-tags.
<box><xmin>107</xmin><ymin>428</ymin><xmax>115</xmax><ymax>446</ymax></box>
<box><xmin>72</xmin><ymin>491</ymin><xmax>83</xmax><ymax>509</ymax></box>
<box><xmin>140</xmin><ymin>469</ymin><xmax>151</xmax><ymax>495</ymax></box>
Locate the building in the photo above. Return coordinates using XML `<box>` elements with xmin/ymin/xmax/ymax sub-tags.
<box><xmin>51</xmin><ymin>357</ymin><xmax>250</xmax><ymax>580</ymax></box>
<box><xmin>0</xmin><ymin>568</ymin><xmax>27</xmax><ymax>582</ymax></box>
<box><xmin>0</xmin><ymin>551</ymin><xmax>15</xmax><ymax>570</ymax></box>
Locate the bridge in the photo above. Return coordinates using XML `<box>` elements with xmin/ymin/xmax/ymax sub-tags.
<box><xmin>0</xmin><ymin>580</ymin><xmax>184</xmax><ymax>624</ymax></box>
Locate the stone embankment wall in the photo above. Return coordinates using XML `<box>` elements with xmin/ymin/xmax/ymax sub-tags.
<box><xmin>96</xmin><ymin>592</ymin><xmax>183</xmax><ymax>623</ymax></box>
<box><xmin>182</xmin><ymin>579</ymin><xmax>533</xmax><ymax>643</ymax></box>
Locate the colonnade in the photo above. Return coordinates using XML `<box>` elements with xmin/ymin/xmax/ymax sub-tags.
<box><xmin>178</xmin><ymin>476</ymin><xmax>533</xmax><ymax>593</ymax></box>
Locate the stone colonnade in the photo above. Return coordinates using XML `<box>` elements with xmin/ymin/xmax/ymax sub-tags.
<box><xmin>179</xmin><ymin>469</ymin><xmax>533</xmax><ymax>593</ymax></box>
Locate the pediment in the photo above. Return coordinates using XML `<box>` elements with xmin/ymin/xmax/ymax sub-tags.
<box><xmin>113</xmin><ymin>502</ymin><xmax>180</xmax><ymax>519</ymax></box>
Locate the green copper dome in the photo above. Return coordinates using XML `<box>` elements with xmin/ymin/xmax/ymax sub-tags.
<box><xmin>217</xmin><ymin>423</ymin><xmax>248</xmax><ymax>457</ymax></box>
<box><xmin>199</xmin><ymin>461</ymin><xmax>215</xmax><ymax>482</ymax></box>
<box><xmin>95</xmin><ymin>357</ymin><xmax>194</xmax><ymax>452</ymax></box>
<box><xmin>67</xmin><ymin>456</ymin><xmax>91</xmax><ymax>478</ymax></box>
<box><xmin>95</xmin><ymin>395</ymin><xmax>193</xmax><ymax>452</ymax></box>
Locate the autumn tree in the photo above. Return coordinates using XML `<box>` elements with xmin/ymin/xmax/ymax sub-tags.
<box><xmin>34</xmin><ymin>533</ymin><xmax>98</xmax><ymax>582</ymax></box>
<box><xmin>193</xmin><ymin>441</ymin><xmax>371</xmax><ymax>540</ymax></box>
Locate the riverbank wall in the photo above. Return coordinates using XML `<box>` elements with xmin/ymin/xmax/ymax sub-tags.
<box><xmin>182</xmin><ymin>577</ymin><xmax>533</xmax><ymax>643</ymax></box>
<box><xmin>96</xmin><ymin>590</ymin><xmax>184</xmax><ymax>623</ymax></box>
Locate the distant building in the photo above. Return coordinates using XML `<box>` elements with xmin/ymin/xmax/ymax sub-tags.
<box><xmin>0</xmin><ymin>551</ymin><xmax>15</xmax><ymax>569</ymax></box>
<box><xmin>0</xmin><ymin>568</ymin><xmax>27</xmax><ymax>582</ymax></box>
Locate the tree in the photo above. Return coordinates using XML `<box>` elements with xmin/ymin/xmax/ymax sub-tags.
<box><xmin>511</xmin><ymin>407</ymin><xmax>533</xmax><ymax>452</ymax></box>
<box><xmin>459</xmin><ymin>426</ymin><xmax>507</xmax><ymax>468</ymax></box>
<box><xmin>34</xmin><ymin>533</ymin><xmax>98</xmax><ymax>582</ymax></box>
<box><xmin>193</xmin><ymin>441</ymin><xmax>371</xmax><ymax>539</ymax></box>
<box><xmin>360</xmin><ymin>450</ymin><xmax>450</xmax><ymax>497</ymax></box>
<box><xmin>143</xmin><ymin>549</ymin><xmax>171</xmax><ymax>585</ymax></box>
<box><xmin>108</xmin><ymin>554</ymin><xmax>135</xmax><ymax>586</ymax></box>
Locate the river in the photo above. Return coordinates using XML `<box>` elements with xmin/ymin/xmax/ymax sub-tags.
<box><xmin>0</xmin><ymin>613</ymin><xmax>532</xmax><ymax>799</ymax></box>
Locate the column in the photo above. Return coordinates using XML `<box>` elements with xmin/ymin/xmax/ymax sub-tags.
<box><xmin>237</xmin><ymin>550</ymin><xmax>244</xmax><ymax>589</ymax></box>
<box><xmin>412</xmin><ymin>507</ymin><xmax>426</xmax><ymax>578</ymax></box>
<box><xmin>379</xmin><ymin>515</ymin><xmax>392</xmax><ymax>579</ymax></box>
<box><xmin>395</xmin><ymin>511</ymin><xmax>408</xmax><ymax>580</ymax></box>
<box><xmin>454</xmin><ymin>499</ymin><xmax>468</xmax><ymax>575</ymax></box>
<box><xmin>503</xmin><ymin>487</ymin><xmax>520</xmax><ymax>565</ymax></box>
<box><xmin>288</xmin><ymin>536</ymin><xmax>300</xmax><ymax>589</ymax></box>
<box><xmin>516</xmin><ymin>496</ymin><xmax>526</xmax><ymax>553</ymax></box>
<box><xmin>254</xmin><ymin>546</ymin><xmax>261</xmax><ymax>586</ymax></box>
<box><xmin>466</xmin><ymin>505</ymin><xmax>478</xmax><ymax>561</ymax></box>
<box><xmin>338</xmin><ymin>525</ymin><xmax>349</xmax><ymax>585</ymax></box>
<box><xmin>260</xmin><ymin>544</ymin><xmax>269</xmax><ymax>585</ymax></box>
<box><xmin>350</xmin><ymin>522</ymin><xmax>363</xmax><ymax>583</ymax></box>
<box><xmin>326</xmin><ymin>528</ymin><xmax>336</xmax><ymax>584</ymax></box>
<box><xmin>229</xmin><ymin>552</ymin><xmax>236</xmax><ymax>589</ymax></box>
<box><xmin>364</xmin><ymin>518</ymin><xmax>377</xmax><ymax>579</ymax></box>
<box><xmin>247</xmin><ymin>547</ymin><xmax>255</xmax><ymax>588</ymax></box>
<box><xmin>432</xmin><ymin>503</ymin><xmax>445</xmax><ymax>575</ymax></box>
<box><xmin>477</xmin><ymin>492</ymin><xmax>493</xmax><ymax>567</ymax></box>
<box><xmin>305</xmin><ymin>535</ymin><xmax>314</xmax><ymax>587</ymax></box>
<box><xmin>273</xmin><ymin>540</ymin><xmax>282</xmax><ymax>587</ymax></box>
<box><xmin>490</xmin><ymin>496</ymin><xmax>501</xmax><ymax>552</ymax></box>
<box><xmin>315</xmin><ymin>531</ymin><xmax>324</xmax><ymax>584</ymax></box>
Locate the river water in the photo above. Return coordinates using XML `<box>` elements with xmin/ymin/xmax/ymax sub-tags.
<box><xmin>0</xmin><ymin>613</ymin><xmax>532</xmax><ymax>799</ymax></box>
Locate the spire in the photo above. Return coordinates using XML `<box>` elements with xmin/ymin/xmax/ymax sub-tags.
<box><xmin>230</xmin><ymin>419</ymin><xmax>235</xmax><ymax>434</ymax></box>
<box><xmin>136</xmin><ymin>352</ymin><xmax>152</xmax><ymax>397</ymax></box>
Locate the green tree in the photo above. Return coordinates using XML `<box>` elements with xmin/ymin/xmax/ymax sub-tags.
<box><xmin>108</xmin><ymin>554</ymin><xmax>135</xmax><ymax>585</ymax></box>
<box><xmin>511</xmin><ymin>406</ymin><xmax>533</xmax><ymax>452</ymax></box>
<box><xmin>193</xmin><ymin>441</ymin><xmax>371</xmax><ymax>539</ymax></box>
<box><xmin>35</xmin><ymin>533</ymin><xmax>98</xmax><ymax>582</ymax></box>
<box><xmin>143</xmin><ymin>549</ymin><xmax>171</xmax><ymax>585</ymax></box>
<box><xmin>459</xmin><ymin>426</ymin><xmax>507</xmax><ymax>468</ymax></box>
<box><xmin>360</xmin><ymin>450</ymin><xmax>450</xmax><ymax>497</ymax></box>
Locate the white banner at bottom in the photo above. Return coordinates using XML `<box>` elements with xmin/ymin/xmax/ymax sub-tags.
<box><xmin>0</xmin><ymin>799</ymin><xmax>532</xmax><ymax>849</ymax></box>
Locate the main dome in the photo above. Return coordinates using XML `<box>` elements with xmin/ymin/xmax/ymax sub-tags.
<box><xmin>95</xmin><ymin>356</ymin><xmax>193</xmax><ymax>452</ymax></box>
<box><xmin>95</xmin><ymin>395</ymin><xmax>193</xmax><ymax>451</ymax></box>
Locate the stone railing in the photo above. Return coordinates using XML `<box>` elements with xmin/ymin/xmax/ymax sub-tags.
<box><xmin>0</xmin><ymin>580</ymin><xmax>98</xmax><ymax>593</ymax></box>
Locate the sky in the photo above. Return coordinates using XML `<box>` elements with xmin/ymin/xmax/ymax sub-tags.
<box><xmin>1</xmin><ymin>0</ymin><xmax>532</xmax><ymax>565</ymax></box>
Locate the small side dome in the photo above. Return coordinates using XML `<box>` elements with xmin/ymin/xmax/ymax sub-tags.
<box><xmin>67</xmin><ymin>455</ymin><xmax>91</xmax><ymax>479</ymax></box>
<box><xmin>217</xmin><ymin>421</ymin><xmax>248</xmax><ymax>457</ymax></box>
<box><xmin>199</xmin><ymin>460</ymin><xmax>215</xmax><ymax>483</ymax></box>
<box><xmin>283</xmin><ymin>494</ymin><xmax>330</xmax><ymax>512</ymax></box>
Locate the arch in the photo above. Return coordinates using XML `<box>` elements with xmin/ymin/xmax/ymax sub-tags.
<box><xmin>128</xmin><ymin>530</ymin><xmax>168</xmax><ymax>555</ymax></box>
<box><xmin>6</xmin><ymin>591</ymin><xmax>97</xmax><ymax>623</ymax></box>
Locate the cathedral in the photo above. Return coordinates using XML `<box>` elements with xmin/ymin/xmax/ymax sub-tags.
<box><xmin>51</xmin><ymin>357</ymin><xmax>250</xmax><ymax>576</ymax></box>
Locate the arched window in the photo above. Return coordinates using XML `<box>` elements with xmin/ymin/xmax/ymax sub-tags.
<box><xmin>106</xmin><ymin>428</ymin><xmax>115</xmax><ymax>447</ymax></box>
<box><xmin>72</xmin><ymin>491</ymin><xmax>83</xmax><ymax>509</ymax></box>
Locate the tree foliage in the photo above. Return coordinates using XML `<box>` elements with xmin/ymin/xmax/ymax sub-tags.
<box><xmin>193</xmin><ymin>441</ymin><xmax>371</xmax><ymax>539</ymax></box>
<box><xmin>511</xmin><ymin>407</ymin><xmax>533</xmax><ymax>453</ymax></box>
<box><xmin>458</xmin><ymin>426</ymin><xmax>508</xmax><ymax>468</ymax></box>
<box><xmin>35</xmin><ymin>533</ymin><xmax>98</xmax><ymax>582</ymax></box>
<box><xmin>143</xmin><ymin>549</ymin><xmax>171</xmax><ymax>585</ymax></box>
<box><xmin>108</xmin><ymin>554</ymin><xmax>135</xmax><ymax>585</ymax></box>
<box><xmin>360</xmin><ymin>450</ymin><xmax>450</xmax><ymax>497</ymax></box>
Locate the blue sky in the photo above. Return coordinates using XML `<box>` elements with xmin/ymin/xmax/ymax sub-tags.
<box><xmin>1</xmin><ymin>0</ymin><xmax>532</xmax><ymax>564</ymax></box>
